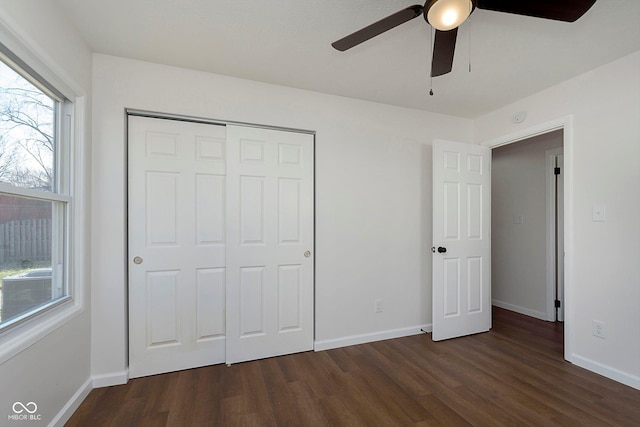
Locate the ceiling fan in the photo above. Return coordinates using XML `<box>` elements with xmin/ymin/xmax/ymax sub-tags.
<box><xmin>332</xmin><ymin>0</ymin><xmax>597</xmax><ymax>77</ymax></box>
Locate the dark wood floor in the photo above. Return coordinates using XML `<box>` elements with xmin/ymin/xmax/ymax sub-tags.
<box><xmin>67</xmin><ymin>307</ymin><xmax>640</xmax><ymax>426</ymax></box>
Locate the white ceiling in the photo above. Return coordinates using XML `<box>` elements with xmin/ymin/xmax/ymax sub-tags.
<box><xmin>54</xmin><ymin>0</ymin><xmax>640</xmax><ymax>118</ymax></box>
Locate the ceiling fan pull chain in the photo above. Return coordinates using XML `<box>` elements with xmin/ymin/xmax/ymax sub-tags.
<box><xmin>429</xmin><ymin>27</ymin><xmax>434</xmax><ymax>96</ymax></box>
<box><xmin>468</xmin><ymin>16</ymin><xmax>472</xmax><ymax>73</ymax></box>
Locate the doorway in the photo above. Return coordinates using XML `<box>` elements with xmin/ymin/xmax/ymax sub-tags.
<box><xmin>490</xmin><ymin>129</ymin><xmax>565</xmax><ymax>347</ymax></box>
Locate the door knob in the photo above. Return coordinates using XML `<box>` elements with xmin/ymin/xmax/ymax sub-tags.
<box><xmin>304</xmin><ymin>250</ymin><xmax>311</xmax><ymax>258</ymax></box>
<box><xmin>133</xmin><ymin>256</ymin><xmax>143</xmax><ymax>264</ymax></box>
<box><xmin>431</xmin><ymin>247</ymin><xmax>447</xmax><ymax>254</ymax></box>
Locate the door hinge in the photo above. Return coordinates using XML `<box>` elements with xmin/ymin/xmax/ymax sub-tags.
<box><xmin>554</xmin><ymin>167</ymin><xmax>561</xmax><ymax>175</ymax></box>
<box><xmin>555</xmin><ymin>299</ymin><xmax>561</xmax><ymax>308</ymax></box>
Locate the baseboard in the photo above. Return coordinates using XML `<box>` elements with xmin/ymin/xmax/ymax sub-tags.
<box><xmin>92</xmin><ymin>369</ymin><xmax>129</xmax><ymax>388</ymax></box>
<box><xmin>571</xmin><ymin>354</ymin><xmax>640</xmax><ymax>391</ymax></box>
<box><xmin>48</xmin><ymin>377</ymin><xmax>92</xmax><ymax>427</ymax></box>
<box><xmin>492</xmin><ymin>299</ymin><xmax>547</xmax><ymax>321</ymax></box>
<box><xmin>49</xmin><ymin>370</ymin><xmax>130</xmax><ymax>426</ymax></box>
<box><xmin>314</xmin><ymin>324</ymin><xmax>431</xmax><ymax>352</ymax></box>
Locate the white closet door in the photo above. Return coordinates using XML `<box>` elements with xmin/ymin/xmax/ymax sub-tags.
<box><xmin>128</xmin><ymin>116</ymin><xmax>227</xmax><ymax>378</ymax></box>
<box><xmin>225</xmin><ymin>125</ymin><xmax>314</xmax><ymax>364</ymax></box>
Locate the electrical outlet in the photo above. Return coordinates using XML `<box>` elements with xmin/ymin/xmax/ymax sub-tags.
<box><xmin>592</xmin><ymin>320</ymin><xmax>606</xmax><ymax>339</ymax></box>
<box><xmin>592</xmin><ymin>205</ymin><xmax>606</xmax><ymax>222</ymax></box>
<box><xmin>375</xmin><ymin>299</ymin><xmax>383</xmax><ymax>313</ymax></box>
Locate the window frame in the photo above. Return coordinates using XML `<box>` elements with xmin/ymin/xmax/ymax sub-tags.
<box><xmin>0</xmin><ymin>51</ymin><xmax>72</xmax><ymax>328</ymax></box>
<box><xmin>0</xmin><ymin>27</ymin><xmax>84</xmax><ymax>364</ymax></box>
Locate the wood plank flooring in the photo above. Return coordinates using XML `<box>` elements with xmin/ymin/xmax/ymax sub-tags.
<box><xmin>66</xmin><ymin>307</ymin><xmax>640</xmax><ymax>426</ymax></box>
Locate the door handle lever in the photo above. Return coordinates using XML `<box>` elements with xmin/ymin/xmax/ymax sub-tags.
<box><xmin>431</xmin><ymin>247</ymin><xmax>447</xmax><ymax>254</ymax></box>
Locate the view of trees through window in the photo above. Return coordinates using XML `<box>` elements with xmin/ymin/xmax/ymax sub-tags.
<box><xmin>0</xmin><ymin>60</ymin><xmax>55</xmax><ymax>190</ymax></box>
<box><xmin>0</xmin><ymin>59</ymin><xmax>57</xmax><ymax>325</ymax></box>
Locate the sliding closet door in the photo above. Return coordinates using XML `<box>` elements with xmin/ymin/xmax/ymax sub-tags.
<box><xmin>128</xmin><ymin>116</ymin><xmax>227</xmax><ymax>378</ymax></box>
<box><xmin>129</xmin><ymin>117</ymin><xmax>314</xmax><ymax>375</ymax></box>
<box><xmin>225</xmin><ymin>125</ymin><xmax>314</xmax><ymax>364</ymax></box>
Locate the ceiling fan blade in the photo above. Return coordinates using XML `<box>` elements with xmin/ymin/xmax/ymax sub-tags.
<box><xmin>475</xmin><ymin>0</ymin><xmax>597</xmax><ymax>22</ymax></box>
<box><xmin>332</xmin><ymin>5</ymin><xmax>423</xmax><ymax>51</ymax></box>
<box><xmin>431</xmin><ymin>28</ymin><xmax>458</xmax><ymax>77</ymax></box>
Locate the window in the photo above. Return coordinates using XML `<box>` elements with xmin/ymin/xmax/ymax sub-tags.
<box><xmin>0</xmin><ymin>50</ymin><xmax>71</xmax><ymax>332</ymax></box>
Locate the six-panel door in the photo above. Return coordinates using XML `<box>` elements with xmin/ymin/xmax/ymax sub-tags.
<box><xmin>225</xmin><ymin>125</ymin><xmax>314</xmax><ymax>364</ymax></box>
<box><xmin>432</xmin><ymin>139</ymin><xmax>491</xmax><ymax>341</ymax></box>
<box><xmin>128</xmin><ymin>117</ymin><xmax>228</xmax><ymax>378</ymax></box>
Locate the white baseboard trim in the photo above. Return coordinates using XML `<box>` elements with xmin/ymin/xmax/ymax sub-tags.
<box><xmin>314</xmin><ymin>324</ymin><xmax>431</xmax><ymax>352</ymax></box>
<box><xmin>49</xmin><ymin>377</ymin><xmax>93</xmax><ymax>427</ymax></box>
<box><xmin>571</xmin><ymin>354</ymin><xmax>640</xmax><ymax>391</ymax></box>
<box><xmin>92</xmin><ymin>369</ymin><xmax>129</xmax><ymax>388</ymax></box>
<box><xmin>49</xmin><ymin>370</ymin><xmax>130</xmax><ymax>426</ymax></box>
<box><xmin>492</xmin><ymin>299</ymin><xmax>547</xmax><ymax>321</ymax></box>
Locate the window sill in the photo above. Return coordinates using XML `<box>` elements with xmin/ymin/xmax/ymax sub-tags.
<box><xmin>0</xmin><ymin>299</ymin><xmax>83</xmax><ymax>365</ymax></box>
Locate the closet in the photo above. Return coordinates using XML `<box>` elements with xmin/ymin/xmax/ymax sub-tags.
<box><xmin>127</xmin><ymin>115</ymin><xmax>314</xmax><ymax>377</ymax></box>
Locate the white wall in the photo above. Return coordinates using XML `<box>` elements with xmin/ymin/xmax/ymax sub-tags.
<box><xmin>492</xmin><ymin>131</ymin><xmax>563</xmax><ymax>318</ymax></box>
<box><xmin>0</xmin><ymin>1</ymin><xmax>93</xmax><ymax>425</ymax></box>
<box><xmin>475</xmin><ymin>51</ymin><xmax>640</xmax><ymax>388</ymax></box>
<box><xmin>90</xmin><ymin>53</ymin><xmax>473</xmax><ymax>379</ymax></box>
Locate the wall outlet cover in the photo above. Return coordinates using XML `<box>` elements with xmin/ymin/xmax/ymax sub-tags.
<box><xmin>592</xmin><ymin>205</ymin><xmax>606</xmax><ymax>222</ymax></box>
<box><xmin>592</xmin><ymin>320</ymin><xmax>606</xmax><ymax>339</ymax></box>
<box><xmin>374</xmin><ymin>299</ymin><xmax>383</xmax><ymax>313</ymax></box>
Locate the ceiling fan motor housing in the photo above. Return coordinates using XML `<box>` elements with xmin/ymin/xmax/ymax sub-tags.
<box><xmin>424</xmin><ymin>0</ymin><xmax>476</xmax><ymax>31</ymax></box>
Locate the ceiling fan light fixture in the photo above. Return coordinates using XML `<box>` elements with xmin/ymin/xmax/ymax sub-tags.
<box><xmin>426</xmin><ymin>0</ymin><xmax>473</xmax><ymax>31</ymax></box>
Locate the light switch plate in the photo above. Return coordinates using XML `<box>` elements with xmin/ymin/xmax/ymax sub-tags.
<box><xmin>592</xmin><ymin>205</ymin><xmax>606</xmax><ymax>222</ymax></box>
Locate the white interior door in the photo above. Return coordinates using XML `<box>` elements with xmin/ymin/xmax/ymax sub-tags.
<box><xmin>432</xmin><ymin>139</ymin><xmax>491</xmax><ymax>341</ymax></box>
<box><xmin>128</xmin><ymin>116</ymin><xmax>227</xmax><ymax>378</ymax></box>
<box><xmin>225</xmin><ymin>125</ymin><xmax>314</xmax><ymax>364</ymax></box>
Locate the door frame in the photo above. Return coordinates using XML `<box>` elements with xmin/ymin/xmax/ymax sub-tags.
<box><xmin>481</xmin><ymin>115</ymin><xmax>574</xmax><ymax>363</ymax></box>
<box><xmin>545</xmin><ymin>147</ymin><xmax>564</xmax><ymax>322</ymax></box>
<box><xmin>124</xmin><ymin>109</ymin><xmax>317</xmax><ymax>370</ymax></box>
